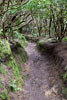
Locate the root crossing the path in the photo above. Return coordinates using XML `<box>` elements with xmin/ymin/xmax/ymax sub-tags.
<box><xmin>22</xmin><ymin>42</ymin><xmax>66</xmax><ymax>100</ymax></box>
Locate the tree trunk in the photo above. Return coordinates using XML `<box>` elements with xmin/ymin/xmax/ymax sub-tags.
<box><xmin>49</xmin><ymin>16</ymin><xmax>52</xmax><ymax>37</ymax></box>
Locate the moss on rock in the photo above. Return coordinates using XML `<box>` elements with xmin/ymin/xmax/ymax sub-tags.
<box><xmin>0</xmin><ymin>39</ymin><xmax>11</xmax><ymax>62</ymax></box>
<box><xmin>37</xmin><ymin>38</ymin><xmax>57</xmax><ymax>52</ymax></box>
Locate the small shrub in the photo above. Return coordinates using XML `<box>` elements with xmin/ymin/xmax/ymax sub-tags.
<box><xmin>9</xmin><ymin>80</ymin><xmax>21</xmax><ymax>92</ymax></box>
<box><xmin>63</xmin><ymin>37</ymin><xmax>67</xmax><ymax>42</ymax></box>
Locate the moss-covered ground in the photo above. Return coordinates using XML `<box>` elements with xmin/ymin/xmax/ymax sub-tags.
<box><xmin>0</xmin><ymin>39</ymin><xmax>28</xmax><ymax>100</ymax></box>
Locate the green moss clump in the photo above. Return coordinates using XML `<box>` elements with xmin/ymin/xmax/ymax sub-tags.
<box><xmin>0</xmin><ymin>39</ymin><xmax>11</xmax><ymax>61</ymax></box>
<box><xmin>38</xmin><ymin>40</ymin><xmax>45</xmax><ymax>48</ymax></box>
<box><xmin>63</xmin><ymin>37</ymin><xmax>67</xmax><ymax>42</ymax></box>
<box><xmin>9</xmin><ymin>80</ymin><xmax>21</xmax><ymax>92</ymax></box>
<box><xmin>37</xmin><ymin>40</ymin><xmax>47</xmax><ymax>52</ymax></box>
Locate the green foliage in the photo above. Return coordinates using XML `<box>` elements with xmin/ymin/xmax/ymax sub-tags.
<box><xmin>63</xmin><ymin>37</ymin><xmax>67</xmax><ymax>42</ymax></box>
<box><xmin>14</xmin><ymin>31</ymin><xmax>26</xmax><ymax>40</ymax></box>
<box><xmin>24</xmin><ymin>0</ymin><xmax>67</xmax><ymax>39</ymax></box>
<box><xmin>38</xmin><ymin>40</ymin><xmax>45</xmax><ymax>46</ymax></box>
<box><xmin>24</xmin><ymin>0</ymin><xmax>39</xmax><ymax>11</ymax></box>
<box><xmin>13</xmin><ymin>31</ymin><xmax>27</xmax><ymax>47</ymax></box>
<box><xmin>37</xmin><ymin>40</ymin><xmax>46</xmax><ymax>51</ymax></box>
<box><xmin>0</xmin><ymin>39</ymin><xmax>11</xmax><ymax>60</ymax></box>
<box><xmin>0</xmin><ymin>0</ymin><xmax>66</xmax><ymax>40</ymax></box>
<box><xmin>10</xmin><ymin>80</ymin><xmax>21</xmax><ymax>92</ymax></box>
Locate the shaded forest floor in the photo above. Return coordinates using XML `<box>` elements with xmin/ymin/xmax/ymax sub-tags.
<box><xmin>21</xmin><ymin>42</ymin><xmax>66</xmax><ymax>100</ymax></box>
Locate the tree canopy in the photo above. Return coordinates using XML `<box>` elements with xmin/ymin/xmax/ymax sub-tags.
<box><xmin>0</xmin><ymin>0</ymin><xmax>67</xmax><ymax>40</ymax></box>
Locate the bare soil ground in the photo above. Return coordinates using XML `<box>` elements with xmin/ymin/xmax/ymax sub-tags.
<box><xmin>21</xmin><ymin>42</ymin><xmax>66</xmax><ymax>100</ymax></box>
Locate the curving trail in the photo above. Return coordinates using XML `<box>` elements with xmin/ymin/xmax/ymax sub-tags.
<box><xmin>22</xmin><ymin>42</ymin><xmax>66</xmax><ymax>100</ymax></box>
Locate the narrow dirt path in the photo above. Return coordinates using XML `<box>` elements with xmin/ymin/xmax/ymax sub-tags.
<box><xmin>22</xmin><ymin>42</ymin><xmax>66</xmax><ymax>100</ymax></box>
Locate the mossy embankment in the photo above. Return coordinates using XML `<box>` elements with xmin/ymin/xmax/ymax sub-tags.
<box><xmin>0</xmin><ymin>39</ymin><xmax>28</xmax><ymax>100</ymax></box>
<box><xmin>37</xmin><ymin>38</ymin><xmax>67</xmax><ymax>98</ymax></box>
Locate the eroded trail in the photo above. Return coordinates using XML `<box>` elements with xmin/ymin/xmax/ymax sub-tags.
<box><xmin>22</xmin><ymin>42</ymin><xmax>65</xmax><ymax>100</ymax></box>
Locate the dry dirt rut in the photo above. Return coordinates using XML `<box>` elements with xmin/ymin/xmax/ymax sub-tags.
<box><xmin>22</xmin><ymin>42</ymin><xmax>65</xmax><ymax>100</ymax></box>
